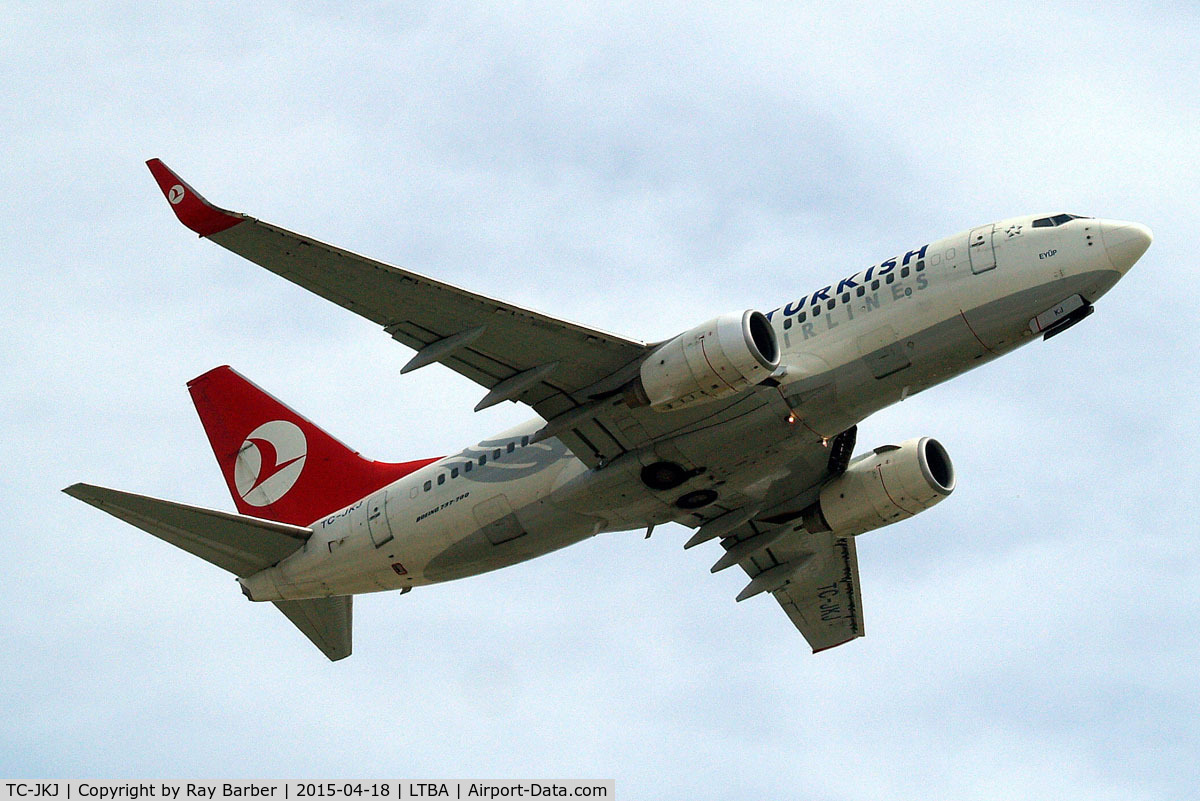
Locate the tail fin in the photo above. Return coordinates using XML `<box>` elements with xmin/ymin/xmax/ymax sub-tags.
<box><xmin>188</xmin><ymin>366</ymin><xmax>439</xmax><ymax>527</ymax></box>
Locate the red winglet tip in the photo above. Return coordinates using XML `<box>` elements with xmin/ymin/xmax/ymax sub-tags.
<box><xmin>145</xmin><ymin>158</ymin><xmax>243</xmax><ymax>237</ymax></box>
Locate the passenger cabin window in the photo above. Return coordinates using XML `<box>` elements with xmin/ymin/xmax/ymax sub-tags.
<box><xmin>437</xmin><ymin>474</ymin><xmax>445</xmax><ymax>485</ymax></box>
<box><xmin>856</xmin><ymin>286</ymin><xmax>865</xmax><ymax>297</ymax></box>
<box><xmin>840</xmin><ymin>292</ymin><xmax>850</xmax><ymax>303</ymax></box>
<box><xmin>464</xmin><ymin>461</ymin><xmax>472</xmax><ymax>473</ymax></box>
<box><xmin>783</xmin><ymin>318</ymin><xmax>792</xmax><ymax>329</ymax></box>
<box><xmin>493</xmin><ymin>449</ymin><xmax>501</xmax><ymax>459</ymax></box>
<box><xmin>871</xmin><ymin>280</ymin><xmax>880</xmax><ymax>290</ymax></box>
<box><xmin>507</xmin><ymin>442</ymin><xmax>515</xmax><ymax>453</ymax></box>
<box><xmin>901</xmin><ymin>266</ymin><xmax>909</xmax><ymax>278</ymax></box>
<box><xmin>798</xmin><ymin>311</ymin><xmax>806</xmax><ymax>322</ymax></box>
<box><xmin>479</xmin><ymin>454</ymin><xmax>486</xmax><ymax>465</ymax></box>
<box><xmin>826</xmin><ymin>299</ymin><xmax>835</xmax><ymax>310</ymax></box>
<box><xmin>423</xmin><ymin>480</ymin><xmax>431</xmax><ymax>491</ymax></box>
<box><xmin>450</xmin><ymin>467</ymin><xmax>459</xmax><ymax>478</ymax></box>
<box><xmin>521</xmin><ymin>436</ymin><xmax>529</xmax><ymax>446</ymax></box>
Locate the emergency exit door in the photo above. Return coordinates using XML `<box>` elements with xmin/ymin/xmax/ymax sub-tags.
<box><xmin>968</xmin><ymin>225</ymin><xmax>996</xmax><ymax>273</ymax></box>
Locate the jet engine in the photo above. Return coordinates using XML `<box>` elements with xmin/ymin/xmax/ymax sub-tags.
<box><xmin>632</xmin><ymin>310</ymin><xmax>780</xmax><ymax>412</ymax></box>
<box><xmin>802</xmin><ymin>437</ymin><xmax>955</xmax><ymax>536</ymax></box>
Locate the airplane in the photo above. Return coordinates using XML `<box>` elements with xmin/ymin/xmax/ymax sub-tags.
<box><xmin>64</xmin><ymin>159</ymin><xmax>1152</xmax><ymax>660</ymax></box>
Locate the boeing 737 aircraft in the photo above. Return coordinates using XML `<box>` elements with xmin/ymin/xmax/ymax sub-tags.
<box><xmin>65</xmin><ymin>159</ymin><xmax>1152</xmax><ymax>660</ymax></box>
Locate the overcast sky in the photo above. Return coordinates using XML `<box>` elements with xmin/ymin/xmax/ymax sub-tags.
<box><xmin>3</xmin><ymin>2</ymin><xmax>1198</xmax><ymax>798</ymax></box>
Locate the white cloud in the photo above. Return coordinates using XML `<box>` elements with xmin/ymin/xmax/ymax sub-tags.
<box><xmin>1</xmin><ymin>1</ymin><xmax>1197</xmax><ymax>798</ymax></box>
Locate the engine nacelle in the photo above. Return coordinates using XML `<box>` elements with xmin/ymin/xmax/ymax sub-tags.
<box><xmin>635</xmin><ymin>310</ymin><xmax>780</xmax><ymax>412</ymax></box>
<box><xmin>803</xmin><ymin>437</ymin><xmax>955</xmax><ymax>536</ymax></box>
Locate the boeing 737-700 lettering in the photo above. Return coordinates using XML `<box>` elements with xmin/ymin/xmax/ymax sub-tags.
<box><xmin>64</xmin><ymin>160</ymin><xmax>1152</xmax><ymax>660</ymax></box>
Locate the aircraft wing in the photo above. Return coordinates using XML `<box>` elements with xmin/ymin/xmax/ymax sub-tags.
<box><xmin>709</xmin><ymin>517</ymin><xmax>865</xmax><ymax>652</ymax></box>
<box><xmin>755</xmin><ymin>527</ymin><xmax>863</xmax><ymax>652</ymax></box>
<box><xmin>778</xmin><ymin>533</ymin><xmax>864</xmax><ymax>652</ymax></box>
<box><xmin>687</xmin><ymin>440</ymin><xmax>866</xmax><ymax>653</ymax></box>
<box><xmin>147</xmin><ymin>159</ymin><xmax>658</xmax><ymax>466</ymax></box>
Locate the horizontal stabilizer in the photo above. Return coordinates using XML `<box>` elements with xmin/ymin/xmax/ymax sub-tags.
<box><xmin>64</xmin><ymin>483</ymin><xmax>311</xmax><ymax>577</ymax></box>
<box><xmin>273</xmin><ymin>596</ymin><xmax>352</xmax><ymax>661</ymax></box>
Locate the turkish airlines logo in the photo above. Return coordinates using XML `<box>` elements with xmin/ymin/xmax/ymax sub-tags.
<box><xmin>233</xmin><ymin>420</ymin><xmax>307</xmax><ymax>507</ymax></box>
<box><xmin>168</xmin><ymin>185</ymin><xmax>185</xmax><ymax>205</ymax></box>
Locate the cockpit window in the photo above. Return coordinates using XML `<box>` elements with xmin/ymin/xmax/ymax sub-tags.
<box><xmin>1032</xmin><ymin>213</ymin><xmax>1090</xmax><ymax>228</ymax></box>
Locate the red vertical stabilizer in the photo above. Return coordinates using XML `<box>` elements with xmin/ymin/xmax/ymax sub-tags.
<box><xmin>187</xmin><ymin>366</ymin><xmax>439</xmax><ymax>526</ymax></box>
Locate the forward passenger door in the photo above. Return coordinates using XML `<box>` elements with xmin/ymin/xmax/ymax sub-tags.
<box><xmin>968</xmin><ymin>224</ymin><xmax>997</xmax><ymax>273</ymax></box>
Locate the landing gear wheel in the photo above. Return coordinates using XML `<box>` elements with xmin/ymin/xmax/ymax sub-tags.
<box><xmin>675</xmin><ymin>489</ymin><xmax>719</xmax><ymax>509</ymax></box>
<box><xmin>641</xmin><ymin>461</ymin><xmax>688</xmax><ymax>490</ymax></box>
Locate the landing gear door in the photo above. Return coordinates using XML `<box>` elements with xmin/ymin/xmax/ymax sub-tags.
<box><xmin>968</xmin><ymin>224</ymin><xmax>997</xmax><ymax>274</ymax></box>
<box><xmin>367</xmin><ymin>490</ymin><xmax>394</xmax><ymax>548</ymax></box>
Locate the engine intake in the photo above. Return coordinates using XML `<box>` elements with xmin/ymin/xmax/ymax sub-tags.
<box><xmin>634</xmin><ymin>310</ymin><xmax>779</xmax><ymax>412</ymax></box>
<box><xmin>803</xmin><ymin>437</ymin><xmax>955</xmax><ymax>536</ymax></box>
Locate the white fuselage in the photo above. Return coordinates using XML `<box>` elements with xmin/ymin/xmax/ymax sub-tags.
<box><xmin>241</xmin><ymin>215</ymin><xmax>1140</xmax><ymax>602</ymax></box>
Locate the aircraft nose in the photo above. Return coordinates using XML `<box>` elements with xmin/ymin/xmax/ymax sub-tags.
<box><xmin>1100</xmin><ymin>220</ymin><xmax>1152</xmax><ymax>273</ymax></box>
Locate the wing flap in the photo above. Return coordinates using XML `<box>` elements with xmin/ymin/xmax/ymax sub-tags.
<box><xmin>64</xmin><ymin>483</ymin><xmax>311</xmax><ymax>577</ymax></box>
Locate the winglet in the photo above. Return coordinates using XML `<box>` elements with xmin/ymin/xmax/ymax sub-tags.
<box><xmin>146</xmin><ymin>158</ymin><xmax>244</xmax><ymax>236</ymax></box>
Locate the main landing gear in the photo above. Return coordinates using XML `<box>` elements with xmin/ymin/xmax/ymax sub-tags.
<box><xmin>640</xmin><ymin>461</ymin><xmax>694</xmax><ymax>490</ymax></box>
<box><xmin>640</xmin><ymin>460</ymin><xmax>716</xmax><ymax>509</ymax></box>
